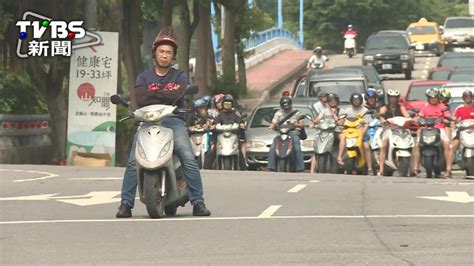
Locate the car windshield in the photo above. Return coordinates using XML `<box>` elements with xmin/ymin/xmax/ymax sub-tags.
<box><xmin>445</xmin><ymin>18</ymin><xmax>474</xmax><ymax>28</ymax></box>
<box><xmin>309</xmin><ymin>80</ymin><xmax>365</xmax><ymax>103</ymax></box>
<box><xmin>367</xmin><ymin>36</ymin><xmax>408</xmax><ymax>49</ymax></box>
<box><xmin>438</xmin><ymin>58</ymin><xmax>474</xmax><ymax>68</ymax></box>
<box><xmin>250</xmin><ymin>106</ymin><xmax>314</xmax><ymax>128</ymax></box>
<box><xmin>449</xmin><ymin>71</ymin><xmax>474</xmax><ymax>82</ymax></box>
<box><xmin>430</xmin><ymin>70</ymin><xmax>451</xmax><ymax>80</ymax></box>
<box><xmin>407</xmin><ymin>26</ymin><xmax>436</xmax><ymax>35</ymax></box>
<box><xmin>407</xmin><ymin>84</ymin><xmax>444</xmax><ymax>101</ymax></box>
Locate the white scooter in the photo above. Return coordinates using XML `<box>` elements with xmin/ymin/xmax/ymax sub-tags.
<box><xmin>215</xmin><ymin>123</ymin><xmax>240</xmax><ymax>170</ymax></box>
<box><xmin>189</xmin><ymin>125</ymin><xmax>210</xmax><ymax>169</ymax></box>
<box><xmin>110</xmin><ymin>85</ymin><xmax>198</xmax><ymax>218</ymax></box>
<box><xmin>457</xmin><ymin>119</ymin><xmax>474</xmax><ymax>177</ymax></box>
<box><xmin>344</xmin><ymin>33</ymin><xmax>356</xmax><ymax>58</ymax></box>
<box><xmin>377</xmin><ymin>116</ymin><xmax>414</xmax><ymax>177</ymax></box>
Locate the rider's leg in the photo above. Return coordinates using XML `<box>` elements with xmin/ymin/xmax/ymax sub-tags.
<box><xmin>337</xmin><ymin>134</ymin><xmax>346</xmax><ymax>165</ymax></box>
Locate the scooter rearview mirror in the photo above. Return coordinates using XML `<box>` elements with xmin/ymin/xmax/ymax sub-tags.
<box><xmin>110</xmin><ymin>94</ymin><xmax>129</xmax><ymax>108</ymax></box>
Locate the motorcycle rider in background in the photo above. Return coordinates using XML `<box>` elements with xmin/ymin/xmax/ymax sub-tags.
<box><xmin>116</xmin><ymin>26</ymin><xmax>210</xmax><ymax>218</ymax></box>
<box><xmin>377</xmin><ymin>89</ymin><xmax>411</xmax><ymax>175</ymax></box>
<box><xmin>307</xmin><ymin>47</ymin><xmax>329</xmax><ymax>70</ymax></box>
<box><xmin>337</xmin><ymin>93</ymin><xmax>375</xmax><ymax>175</ymax></box>
<box><xmin>412</xmin><ymin>88</ymin><xmax>452</xmax><ymax>177</ymax></box>
<box><xmin>267</xmin><ymin>96</ymin><xmax>306</xmax><ymax>172</ymax></box>
<box><xmin>343</xmin><ymin>24</ymin><xmax>358</xmax><ymax>54</ymax></box>
<box><xmin>313</xmin><ymin>92</ymin><xmax>329</xmax><ymax>115</ymax></box>
<box><xmin>310</xmin><ymin>93</ymin><xmax>342</xmax><ymax>173</ymax></box>
<box><xmin>445</xmin><ymin>90</ymin><xmax>473</xmax><ymax>177</ymax></box>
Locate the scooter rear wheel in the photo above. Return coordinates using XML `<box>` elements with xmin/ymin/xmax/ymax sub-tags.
<box><xmin>144</xmin><ymin>170</ymin><xmax>166</xmax><ymax>218</ymax></box>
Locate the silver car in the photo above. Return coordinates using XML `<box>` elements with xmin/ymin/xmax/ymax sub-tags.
<box><xmin>245</xmin><ymin>99</ymin><xmax>317</xmax><ymax>170</ymax></box>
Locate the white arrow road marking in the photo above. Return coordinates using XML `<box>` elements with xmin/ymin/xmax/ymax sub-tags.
<box><xmin>309</xmin><ymin>180</ymin><xmax>320</xmax><ymax>183</ymax></box>
<box><xmin>258</xmin><ymin>205</ymin><xmax>282</xmax><ymax>218</ymax></box>
<box><xmin>0</xmin><ymin>194</ymin><xmax>59</xmax><ymax>201</ymax></box>
<box><xmin>287</xmin><ymin>184</ymin><xmax>307</xmax><ymax>193</ymax></box>
<box><xmin>417</xmin><ymin>191</ymin><xmax>474</xmax><ymax>203</ymax></box>
<box><xmin>52</xmin><ymin>191</ymin><xmax>121</xmax><ymax>206</ymax></box>
<box><xmin>0</xmin><ymin>169</ymin><xmax>58</xmax><ymax>182</ymax></box>
<box><xmin>0</xmin><ymin>191</ymin><xmax>121</xmax><ymax>206</ymax></box>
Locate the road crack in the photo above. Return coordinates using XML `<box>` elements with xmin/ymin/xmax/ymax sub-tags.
<box><xmin>360</xmin><ymin>180</ymin><xmax>415</xmax><ymax>266</ymax></box>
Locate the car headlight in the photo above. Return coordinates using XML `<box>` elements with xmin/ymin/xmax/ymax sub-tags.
<box><xmin>247</xmin><ymin>141</ymin><xmax>266</xmax><ymax>148</ymax></box>
<box><xmin>302</xmin><ymin>140</ymin><xmax>314</xmax><ymax>149</ymax></box>
<box><xmin>364</xmin><ymin>55</ymin><xmax>374</xmax><ymax>61</ymax></box>
<box><xmin>159</xmin><ymin>141</ymin><xmax>172</xmax><ymax>158</ymax></box>
<box><xmin>400</xmin><ymin>54</ymin><xmax>409</xmax><ymax>60</ymax></box>
<box><xmin>422</xmin><ymin>135</ymin><xmax>436</xmax><ymax>144</ymax></box>
<box><xmin>137</xmin><ymin>143</ymin><xmax>147</xmax><ymax>159</ymax></box>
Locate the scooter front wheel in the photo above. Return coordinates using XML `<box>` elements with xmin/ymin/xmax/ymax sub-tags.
<box><xmin>164</xmin><ymin>205</ymin><xmax>177</xmax><ymax>216</ymax></box>
<box><xmin>144</xmin><ymin>170</ymin><xmax>166</xmax><ymax>218</ymax></box>
<box><xmin>398</xmin><ymin>157</ymin><xmax>411</xmax><ymax>177</ymax></box>
<box><xmin>422</xmin><ymin>156</ymin><xmax>435</xmax><ymax>178</ymax></box>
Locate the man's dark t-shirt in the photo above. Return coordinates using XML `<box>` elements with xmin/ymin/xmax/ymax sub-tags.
<box><xmin>134</xmin><ymin>68</ymin><xmax>189</xmax><ymax>108</ymax></box>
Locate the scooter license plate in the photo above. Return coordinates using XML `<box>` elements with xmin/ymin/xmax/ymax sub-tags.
<box><xmin>416</xmin><ymin>44</ymin><xmax>424</xmax><ymax>50</ymax></box>
<box><xmin>382</xmin><ymin>64</ymin><xmax>392</xmax><ymax>70</ymax></box>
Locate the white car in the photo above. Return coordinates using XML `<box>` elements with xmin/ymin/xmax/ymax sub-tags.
<box><xmin>440</xmin><ymin>82</ymin><xmax>474</xmax><ymax>98</ymax></box>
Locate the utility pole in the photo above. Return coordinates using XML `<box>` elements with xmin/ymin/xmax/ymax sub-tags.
<box><xmin>277</xmin><ymin>0</ymin><xmax>282</xmax><ymax>29</ymax></box>
<box><xmin>83</xmin><ymin>0</ymin><xmax>97</xmax><ymax>30</ymax></box>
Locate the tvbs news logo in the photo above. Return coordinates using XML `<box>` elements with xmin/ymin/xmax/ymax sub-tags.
<box><xmin>15</xmin><ymin>11</ymin><xmax>99</xmax><ymax>58</ymax></box>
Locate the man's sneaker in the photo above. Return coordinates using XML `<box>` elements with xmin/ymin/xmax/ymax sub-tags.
<box><xmin>193</xmin><ymin>202</ymin><xmax>211</xmax><ymax>216</ymax></box>
<box><xmin>116</xmin><ymin>204</ymin><xmax>132</xmax><ymax>218</ymax></box>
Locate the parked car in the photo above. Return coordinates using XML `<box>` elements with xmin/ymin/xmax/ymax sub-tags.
<box><xmin>437</xmin><ymin>52</ymin><xmax>474</xmax><ymax>68</ymax></box>
<box><xmin>406</xmin><ymin>18</ymin><xmax>445</xmax><ymax>56</ymax></box>
<box><xmin>442</xmin><ymin>16</ymin><xmax>474</xmax><ymax>49</ymax></box>
<box><xmin>428</xmin><ymin>66</ymin><xmax>455</xmax><ymax>80</ymax></box>
<box><xmin>377</xmin><ymin>30</ymin><xmax>416</xmax><ymax>67</ymax></box>
<box><xmin>335</xmin><ymin>65</ymin><xmax>385</xmax><ymax>103</ymax></box>
<box><xmin>440</xmin><ymin>82</ymin><xmax>474</xmax><ymax>99</ymax></box>
<box><xmin>448</xmin><ymin>68</ymin><xmax>474</xmax><ymax>83</ymax></box>
<box><xmin>401</xmin><ymin>80</ymin><xmax>451</xmax><ymax>110</ymax></box>
<box><xmin>293</xmin><ymin>68</ymin><xmax>368</xmax><ymax>104</ymax></box>
<box><xmin>245</xmin><ymin>99</ymin><xmax>317</xmax><ymax>170</ymax></box>
<box><xmin>362</xmin><ymin>32</ymin><xmax>413</xmax><ymax>79</ymax></box>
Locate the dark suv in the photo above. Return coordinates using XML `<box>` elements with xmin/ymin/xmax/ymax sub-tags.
<box><xmin>362</xmin><ymin>32</ymin><xmax>413</xmax><ymax>80</ymax></box>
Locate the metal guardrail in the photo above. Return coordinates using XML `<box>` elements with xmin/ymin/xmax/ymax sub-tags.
<box><xmin>214</xmin><ymin>27</ymin><xmax>304</xmax><ymax>63</ymax></box>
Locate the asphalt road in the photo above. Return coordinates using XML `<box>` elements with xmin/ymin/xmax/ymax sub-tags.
<box><xmin>1</xmin><ymin>54</ymin><xmax>472</xmax><ymax>265</ymax></box>
<box><xmin>0</xmin><ymin>164</ymin><xmax>473</xmax><ymax>265</ymax></box>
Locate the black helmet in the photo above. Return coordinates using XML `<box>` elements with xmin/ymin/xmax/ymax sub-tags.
<box><xmin>328</xmin><ymin>93</ymin><xmax>340</xmax><ymax>104</ymax></box>
<box><xmin>463</xmin><ymin>90</ymin><xmax>473</xmax><ymax>99</ymax></box>
<box><xmin>222</xmin><ymin>94</ymin><xmax>234</xmax><ymax>104</ymax></box>
<box><xmin>350</xmin><ymin>93</ymin><xmax>363</xmax><ymax>105</ymax></box>
<box><xmin>280</xmin><ymin>96</ymin><xmax>292</xmax><ymax>109</ymax></box>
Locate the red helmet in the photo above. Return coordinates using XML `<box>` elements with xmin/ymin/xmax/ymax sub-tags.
<box><xmin>151</xmin><ymin>26</ymin><xmax>178</xmax><ymax>56</ymax></box>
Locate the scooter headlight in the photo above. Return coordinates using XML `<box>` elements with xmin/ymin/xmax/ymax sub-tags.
<box><xmin>137</xmin><ymin>143</ymin><xmax>147</xmax><ymax>159</ymax></box>
<box><xmin>223</xmin><ymin>132</ymin><xmax>232</xmax><ymax>137</ymax></box>
<box><xmin>346</xmin><ymin>138</ymin><xmax>357</xmax><ymax>148</ymax></box>
<box><xmin>159</xmin><ymin>141</ymin><xmax>172</xmax><ymax>158</ymax></box>
<box><xmin>422</xmin><ymin>135</ymin><xmax>436</xmax><ymax>144</ymax></box>
<box><xmin>302</xmin><ymin>140</ymin><xmax>314</xmax><ymax>149</ymax></box>
<box><xmin>143</xmin><ymin>111</ymin><xmax>162</xmax><ymax>121</ymax></box>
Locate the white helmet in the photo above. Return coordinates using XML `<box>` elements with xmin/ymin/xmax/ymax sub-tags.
<box><xmin>348</xmin><ymin>24</ymin><xmax>353</xmax><ymax>28</ymax></box>
<box><xmin>387</xmin><ymin>89</ymin><xmax>400</xmax><ymax>97</ymax></box>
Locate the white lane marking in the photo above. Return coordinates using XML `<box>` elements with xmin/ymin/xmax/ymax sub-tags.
<box><xmin>309</xmin><ymin>180</ymin><xmax>320</xmax><ymax>183</ymax></box>
<box><xmin>422</xmin><ymin>70</ymin><xmax>428</xmax><ymax>74</ymax></box>
<box><xmin>287</xmin><ymin>184</ymin><xmax>307</xmax><ymax>193</ymax></box>
<box><xmin>1</xmin><ymin>214</ymin><xmax>473</xmax><ymax>225</ymax></box>
<box><xmin>258</xmin><ymin>205</ymin><xmax>282</xmax><ymax>218</ymax></box>
<box><xmin>0</xmin><ymin>169</ymin><xmax>59</xmax><ymax>183</ymax></box>
<box><xmin>69</xmin><ymin>177</ymin><xmax>122</xmax><ymax>180</ymax></box>
<box><xmin>427</xmin><ymin>57</ymin><xmax>431</xmax><ymax>61</ymax></box>
<box><xmin>0</xmin><ymin>194</ymin><xmax>59</xmax><ymax>201</ymax></box>
<box><xmin>421</xmin><ymin>75</ymin><xmax>427</xmax><ymax>79</ymax></box>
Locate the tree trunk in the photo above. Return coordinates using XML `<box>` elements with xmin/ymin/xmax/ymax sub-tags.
<box><xmin>161</xmin><ymin>0</ymin><xmax>173</xmax><ymax>27</ymax></box>
<box><xmin>222</xmin><ymin>5</ymin><xmax>236</xmax><ymax>86</ymax></box>
<box><xmin>176</xmin><ymin>0</ymin><xmax>191</xmax><ymax>76</ymax></box>
<box><xmin>195</xmin><ymin>0</ymin><xmax>211</xmax><ymax>94</ymax></box>
<box><xmin>122</xmin><ymin>0</ymin><xmax>144</xmax><ymax>97</ymax></box>
<box><xmin>236</xmin><ymin>42</ymin><xmax>246</xmax><ymax>89</ymax></box>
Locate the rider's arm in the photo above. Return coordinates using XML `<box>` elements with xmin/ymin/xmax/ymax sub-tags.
<box><xmin>379</xmin><ymin>106</ymin><xmax>387</xmax><ymax>123</ymax></box>
<box><xmin>314</xmin><ymin>111</ymin><xmax>324</xmax><ymax>124</ymax></box>
<box><xmin>400</xmin><ymin>105</ymin><xmax>410</xmax><ymax>118</ymax></box>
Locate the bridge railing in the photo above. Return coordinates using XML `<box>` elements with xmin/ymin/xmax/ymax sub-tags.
<box><xmin>214</xmin><ymin>27</ymin><xmax>303</xmax><ymax>63</ymax></box>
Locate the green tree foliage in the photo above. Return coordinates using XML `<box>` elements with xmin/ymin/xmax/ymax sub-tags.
<box><xmin>0</xmin><ymin>71</ymin><xmax>47</xmax><ymax>114</ymax></box>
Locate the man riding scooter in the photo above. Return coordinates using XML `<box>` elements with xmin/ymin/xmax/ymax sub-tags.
<box><xmin>343</xmin><ymin>24</ymin><xmax>358</xmax><ymax>55</ymax></box>
<box><xmin>115</xmin><ymin>26</ymin><xmax>210</xmax><ymax>218</ymax></box>
<box><xmin>446</xmin><ymin>90</ymin><xmax>474</xmax><ymax>177</ymax></box>
<box><xmin>307</xmin><ymin>46</ymin><xmax>329</xmax><ymax>70</ymax></box>
<box><xmin>412</xmin><ymin>88</ymin><xmax>451</xmax><ymax>177</ymax></box>
<box><xmin>337</xmin><ymin>93</ymin><xmax>375</xmax><ymax>175</ymax></box>
<box><xmin>378</xmin><ymin>89</ymin><xmax>411</xmax><ymax>175</ymax></box>
<box><xmin>187</xmin><ymin>98</ymin><xmax>212</xmax><ymax>168</ymax></box>
<box><xmin>267</xmin><ymin>96</ymin><xmax>305</xmax><ymax>172</ymax></box>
